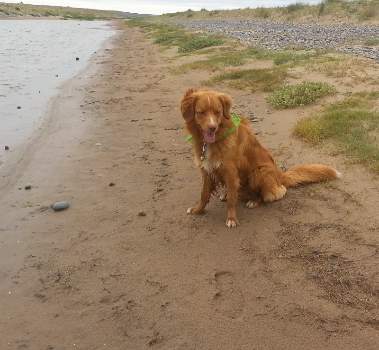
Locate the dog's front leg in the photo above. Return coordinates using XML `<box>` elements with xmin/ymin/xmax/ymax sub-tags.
<box><xmin>224</xmin><ymin>166</ymin><xmax>240</xmax><ymax>228</ymax></box>
<box><xmin>187</xmin><ymin>170</ymin><xmax>214</xmax><ymax>215</ymax></box>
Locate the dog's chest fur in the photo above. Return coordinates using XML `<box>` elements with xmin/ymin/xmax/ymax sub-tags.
<box><xmin>195</xmin><ymin>148</ymin><xmax>222</xmax><ymax>174</ymax></box>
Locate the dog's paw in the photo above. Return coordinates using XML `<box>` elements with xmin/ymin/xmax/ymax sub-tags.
<box><xmin>187</xmin><ymin>207</ymin><xmax>204</xmax><ymax>215</ymax></box>
<box><xmin>246</xmin><ymin>200</ymin><xmax>259</xmax><ymax>209</ymax></box>
<box><xmin>187</xmin><ymin>207</ymin><xmax>194</xmax><ymax>215</ymax></box>
<box><xmin>219</xmin><ymin>189</ymin><xmax>227</xmax><ymax>202</ymax></box>
<box><xmin>226</xmin><ymin>218</ymin><xmax>238</xmax><ymax>228</ymax></box>
<box><xmin>264</xmin><ymin>185</ymin><xmax>287</xmax><ymax>203</ymax></box>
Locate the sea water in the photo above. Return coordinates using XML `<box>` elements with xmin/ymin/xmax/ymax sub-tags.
<box><xmin>0</xmin><ymin>20</ymin><xmax>115</xmax><ymax>166</ymax></box>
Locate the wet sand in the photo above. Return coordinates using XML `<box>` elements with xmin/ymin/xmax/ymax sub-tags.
<box><xmin>0</xmin><ymin>20</ymin><xmax>114</xmax><ymax>173</ymax></box>
<box><xmin>0</xmin><ymin>25</ymin><xmax>378</xmax><ymax>349</ymax></box>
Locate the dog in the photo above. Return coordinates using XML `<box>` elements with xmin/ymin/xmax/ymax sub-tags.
<box><xmin>181</xmin><ymin>88</ymin><xmax>341</xmax><ymax>228</ymax></box>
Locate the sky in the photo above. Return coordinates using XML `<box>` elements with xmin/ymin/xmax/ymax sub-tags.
<box><xmin>6</xmin><ymin>0</ymin><xmax>323</xmax><ymax>15</ymax></box>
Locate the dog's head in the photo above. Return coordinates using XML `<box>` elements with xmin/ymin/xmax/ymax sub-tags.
<box><xmin>181</xmin><ymin>89</ymin><xmax>232</xmax><ymax>144</ymax></box>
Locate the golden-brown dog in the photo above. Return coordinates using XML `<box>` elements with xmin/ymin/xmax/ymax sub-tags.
<box><xmin>181</xmin><ymin>88</ymin><xmax>340</xmax><ymax>228</ymax></box>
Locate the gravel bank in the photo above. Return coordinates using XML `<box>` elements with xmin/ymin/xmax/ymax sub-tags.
<box><xmin>180</xmin><ymin>19</ymin><xmax>379</xmax><ymax>61</ymax></box>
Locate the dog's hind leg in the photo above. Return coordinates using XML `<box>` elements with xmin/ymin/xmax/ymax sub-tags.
<box><xmin>260</xmin><ymin>174</ymin><xmax>287</xmax><ymax>203</ymax></box>
<box><xmin>262</xmin><ymin>184</ymin><xmax>287</xmax><ymax>203</ymax></box>
<box><xmin>248</xmin><ymin>169</ymin><xmax>286</xmax><ymax>205</ymax></box>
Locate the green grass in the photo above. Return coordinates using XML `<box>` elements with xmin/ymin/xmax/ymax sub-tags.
<box><xmin>178</xmin><ymin>35</ymin><xmax>224</xmax><ymax>53</ymax></box>
<box><xmin>126</xmin><ymin>20</ymin><xmax>224</xmax><ymax>53</ymax></box>
<box><xmin>286</xmin><ymin>3</ymin><xmax>306</xmax><ymax>13</ymax></box>
<box><xmin>0</xmin><ymin>2</ymin><xmax>127</xmax><ymax>19</ymax></box>
<box><xmin>175</xmin><ymin>47</ymin><xmax>323</xmax><ymax>74</ymax></box>
<box><xmin>268</xmin><ymin>81</ymin><xmax>336</xmax><ymax>109</ymax></box>
<box><xmin>295</xmin><ymin>92</ymin><xmax>379</xmax><ymax>172</ymax></box>
<box><xmin>364</xmin><ymin>37</ymin><xmax>379</xmax><ymax>46</ymax></box>
<box><xmin>208</xmin><ymin>68</ymin><xmax>288</xmax><ymax>92</ymax></box>
<box><xmin>161</xmin><ymin>0</ymin><xmax>379</xmax><ymax>23</ymax></box>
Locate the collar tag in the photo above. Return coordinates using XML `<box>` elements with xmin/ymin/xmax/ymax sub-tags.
<box><xmin>200</xmin><ymin>143</ymin><xmax>207</xmax><ymax>161</ymax></box>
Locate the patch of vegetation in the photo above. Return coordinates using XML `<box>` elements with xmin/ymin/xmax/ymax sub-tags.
<box><xmin>358</xmin><ymin>1</ymin><xmax>379</xmax><ymax>20</ymax></box>
<box><xmin>160</xmin><ymin>0</ymin><xmax>379</xmax><ymax>23</ymax></box>
<box><xmin>175</xmin><ymin>47</ymin><xmax>323</xmax><ymax>74</ymax></box>
<box><xmin>208</xmin><ymin>68</ymin><xmax>288</xmax><ymax>92</ymax></box>
<box><xmin>286</xmin><ymin>3</ymin><xmax>306</xmax><ymax>13</ymax></box>
<box><xmin>270</xmin><ymin>50</ymin><xmax>322</xmax><ymax>65</ymax></box>
<box><xmin>174</xmin><ymin>50</ymin><xmax>251</xmax><ymax>73</ymax></box>
<box><xmin>268</xmin><ymin>81</ymin><xmax>336</xmax><ymax>109</ymax></box>
<box><xmin>364</xmin><ymin>37</ymin><xmax>379</xmax><ymax>46</ymax></box>
<box><xmin>178</xmin><ymin>35</ymin><xmax>224</xmax><ymax>53</ymax></box>
<box><xmin>255</xmin><ymin>7</ymin><xmax>270</xmax><ymax>18</ymax></box>
<box><xmin>318</xmin><ymin>2</ymin><xmax>326</xmax><ymax>16</ymax></box>
<box><xmin>295</xmin><ymin>92</ymin><xmax>379</xmax><ymax>172</ymax></box>
<box><xmin>306</xmin><ymin>55</ymin><xmax>378</xmax><ymax>84</ymax></box>
<box><xmin>0</xmin><ymin>2</ymin><xmax>128</xmax><ymax>19</ymax></box>
<box><xmin>63</xmin><ymin>14</ymin><xmax>96</xmax><ymax>20</ymax></box>
<box><xmin>126</xmin><ymin>20</ymin><xmax>224</xmax><ymax>53</ymax></box>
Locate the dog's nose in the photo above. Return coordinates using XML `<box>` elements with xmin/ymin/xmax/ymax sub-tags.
<box><xmin>208</xmin><ymin>126</ymin><xmax>216</xmax><ymax>133</ymax></box>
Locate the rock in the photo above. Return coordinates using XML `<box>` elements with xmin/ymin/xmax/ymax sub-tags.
<box><xmin>17</xmin><ymin>106</ymin><xmax>21</xmax><ymax>109</ymax></box>
<box><xmin>24</xmin><ymin>185</ymin><xmax>32</xmax><ymax>190</ymax></box>
<box><xmin>76</xmin><ymin>57</ymin><xmax>80</xmax><ymax>61</ymax></box>
<box><xmin>179</xmin><ymin>19</ymin><xmax>379</xmax><ymax>61</ymax></box>
<box><xmin>51</xmin><ymin>201</ymin><xmax>70</xmax><ymax>212</ymax></box>
<box><xmin>138</xmin><ymin>211</ymin><xmax>146</xmax><ymax>217</ymax></box>
<box><xmin>4</xmin><ymin>145</ymin><xmax>9</xmax><ymax>151</ymax></box>
<box><xmin>109</xmin><ymin>182</ymin><xmax>115</xmax><ymax>187</ymax></box>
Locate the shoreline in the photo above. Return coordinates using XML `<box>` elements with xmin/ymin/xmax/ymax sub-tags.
<box><xmin>0</xmin><ymin>16</ymin><xmax>62</xmax><ymax>20</ymax></box>
<box><xmin>0</xmin><ymin>25</ymin><xmax>378</xmax><ymax>350</ymax></box>
<box><xmin>0</xmin><ymin>20</ymin><xmax>119</xmax><ymax>194</ymax></box>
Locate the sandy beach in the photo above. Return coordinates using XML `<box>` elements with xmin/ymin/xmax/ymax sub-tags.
<box><xmin>0</xmin><ymin>23</ymin><xmax>378</xmax><ymax>349</ymax></box>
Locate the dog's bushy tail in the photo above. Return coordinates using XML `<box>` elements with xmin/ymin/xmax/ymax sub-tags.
<box><xmin>281</xmin><ymin>164</ymin><xmax>341</xmax><ymax>188</ymax></box>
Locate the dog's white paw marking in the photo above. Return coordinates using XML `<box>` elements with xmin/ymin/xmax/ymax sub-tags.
<box><xmin>219</xmin><ymin>192</ymin><xmax>227</xmax><ymax>202</ymax></box>
<box><xmin>246</xmin><ymin>200</ymin><xmax>259</xmax><ymax>209</ymax></box>
<box><xmin>335</xmin><ymin>170</ymin><xmax>342</xmax><ymax>178</ymax></box>
<box><xmin>187</xmin><ymin>207</ymin><xmax>193</xmax><ymax>215</ymax></box>
<box><xmin>226</xmin><ymin>218</ymin><xmax>238</xmax><ymax>228</ymax></box>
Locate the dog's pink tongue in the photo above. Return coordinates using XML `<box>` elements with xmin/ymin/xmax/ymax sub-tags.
<box><xmin>203</xmin><ymin>130</ymin><xmax>216</xmax><ymax>143</ymax></box>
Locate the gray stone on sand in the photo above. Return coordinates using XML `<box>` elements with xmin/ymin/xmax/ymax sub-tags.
<box><xmin>51</xmin><ymin>201</ymin><xmax>70</xmax><ymax>212</ymax></box>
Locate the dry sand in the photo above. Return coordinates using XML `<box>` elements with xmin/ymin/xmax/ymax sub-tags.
<box><xmin>0</xmin><ymin>25</ymin><xmax>378</xmax><ymax>350</ymax></box>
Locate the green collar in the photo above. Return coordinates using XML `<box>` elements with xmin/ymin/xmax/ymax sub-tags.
<box><xmin>185</xmin><ymin>112</ymin><xmax>241</xmax><ymax>143</ymax></box>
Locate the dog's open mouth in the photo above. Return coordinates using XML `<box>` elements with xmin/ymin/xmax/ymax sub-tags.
<box><xmin>203</xmin><ymin>129</ymin><xmax>216</xmax><ymax>143</ymax></box>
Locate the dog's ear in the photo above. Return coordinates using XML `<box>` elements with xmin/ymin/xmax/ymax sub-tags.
<box><xmin>218</xmin><ymin>93</ymin><xmax>232</xmax><ymax>119</ymax></box>
<box><xmin>181</xmin><ymin>88</ymin><xmax>197</xmax><ymax>122</ymax></box>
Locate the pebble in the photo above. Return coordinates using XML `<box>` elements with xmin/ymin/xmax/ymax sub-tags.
<box><xmin>51</xmin><ymin>201</ymin><xmax>70</xmax><ymax>212</ymax></box>
<box><xmin>4</xmin><ymin>145</ymin><xmax>9</xmax><ymax>150</ymax></box>
<box><xmin>76</xmin><ymin>57</ymin><xmax>80</xmax><ymax>61</ymax></box>
<box><xmin>17</xmin><ymin>106</ymin><xmax>21</xmax><ymax>109</ymax></box>
<box><xmin>109</xmin><ymin>182</ymin><xmax>115</xmax><ymax>187</ymax></box>
<box><xmin>138</xmin><ymin>211</ymin><xmax>146</xmax><ymax>217</ymax></box>
<box><xmin>24</xmin><ymin>185</ymin><xmax>32</xmax><ymax>190</ymax></box>
<box><xmin>179</xmin><ymin>19</ymin><xmax>379</xmax><ymax>61</ymax></box>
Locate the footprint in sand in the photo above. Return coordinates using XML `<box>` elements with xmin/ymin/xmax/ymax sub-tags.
<box><xmin>212</xmin><ymin>271</ymin><xmax>245</xmax><ymax>319</ymax></box>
